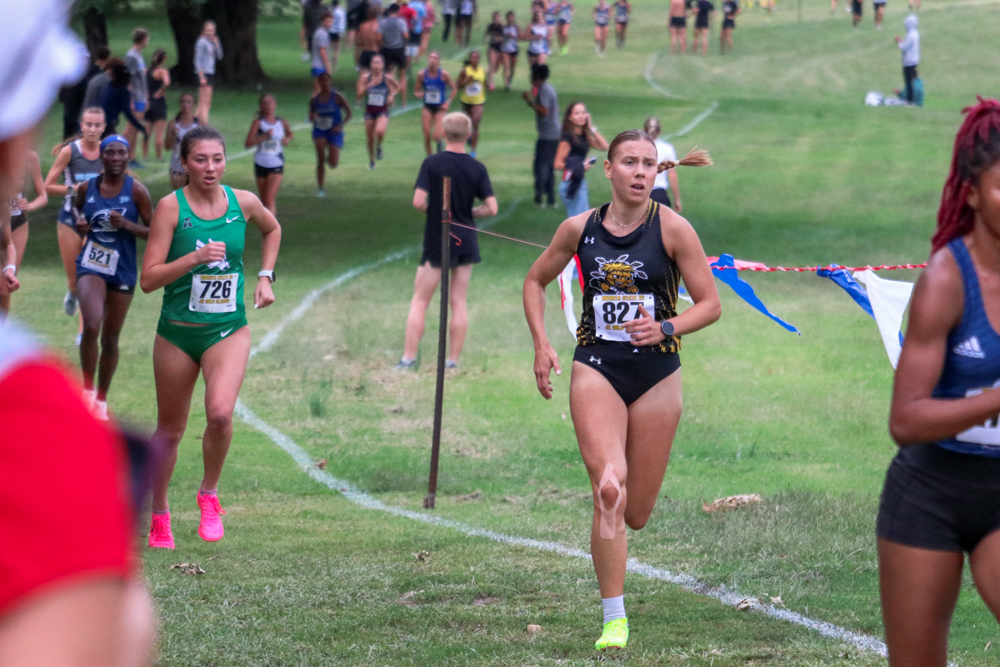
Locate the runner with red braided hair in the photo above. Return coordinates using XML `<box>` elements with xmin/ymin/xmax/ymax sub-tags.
<box><xmin>881</xmin><ymin>96</ymin><xmax>1000</xmax><ymax>667</ymax></box>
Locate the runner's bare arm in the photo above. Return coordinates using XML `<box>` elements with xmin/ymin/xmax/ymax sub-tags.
<box><xmin>414</xmin><ymin>70</ymin><xmax>425</xmax><ymax>97</ymax></box>
<box><xmin>21</xmin><ymin>152</ymin><xmax>48</xmax><ymax>213</ymax></box>
<box><xmin>472</xmin><ymin>196</ymin><xmax>499</xmax><ymax>218</ymax></box>
<box><xmin>281</xmin><ymin>119</ymin><xmax>294</xmax><ymax>145</ymax></box>
<box><xmin>443</xmin><ymin>72</ymin><xmax>456</xmax><ymax>106</ymax></box>
<box><xmin>413</xmin><ymin>188</ymin><xmax>429</xmax><ymax>212</ymax></box>
<box><xmin>244</xmin><ymin>119</ymin><xmax>262</xmax><ymax>149</ymax></box>
<box><xmin>43</xmin><ymin>145</ymin><xmax>73</xmax><ymax>198</ymax></box>
<box><xmin>889</xmin><ymin>250</ymin><xmax>1000</xmax><ymax>445</ymax></box>
<box><xmin>523</xmin><ymin>214</ymin><xmax>588</xmax><ymax>398</ymax></box>
<box><xmin>140</xmin><ymin>194</ymin><xmax>225</xmax><ymax>293</ymax></box>
<box><xmin>235</xmin><ymin>189</ymin><xmax>281</xmax><ymax>309</ymax></box>
<box><xmin>164</xmin><ymin>121</ymin><xmax>178</xmax><ymax>151</ymax></box>
<box><xmin>122</xmin><ymin>181</ymin><xmax>153</xmax><ymax>239</ymax></box>
<box><xmin>335</xmin><ymin>93</ymin><xmax>353</xmax><ymax>124</ymax></box>
<box><xmin>660</xmin><ymin>210</ymin><xmax>720</xmax><ymax>334</ymax></box>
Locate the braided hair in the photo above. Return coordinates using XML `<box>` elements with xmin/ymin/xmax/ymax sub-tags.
<box><xmin>932</xmin><ymin>97</ymin><xmax>1000</xmax><ymax>252</ymax></box>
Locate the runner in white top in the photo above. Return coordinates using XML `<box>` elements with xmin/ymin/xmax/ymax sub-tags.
<box><xmin>644</xmin><ymin>118</ymin><xmax>682</xmax><ymax>212</ymax></box>
<box><xmin>245</xmin><ymin>94</ymin><xmax>294</xmax><ymax>216</ymax></box>
<box><xmin>525</xmin><ymin>11</ymin><xmax>551</xmax><ymax>65</ymax></box>
<box><xmin>165</xmin><ymin>93</ymin><xmax>200</xmax><ymax>190</ymax></box>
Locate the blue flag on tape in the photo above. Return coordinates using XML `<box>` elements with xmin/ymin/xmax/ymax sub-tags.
<box><xmin>710</xmin><ymin>254</ymin><xmax>800</xmax><ymax>334</ymax></box>
<box><xmin>816</xmin><ymin>267</ymin><xmax>874</xmax><ymax>319</ymax></box>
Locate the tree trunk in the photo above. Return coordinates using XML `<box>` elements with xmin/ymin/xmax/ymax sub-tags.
<box><xmin>204</xmin><ymin>0</ymin><xmax>268</xmax><ymax>85</ymax></box>
<box><xmin>166</xmin><ymin>0</ymin><xmax>204</xmax><ymax>87</ymax></box>
<box><xmin>82</xmin><ymin>7</ymin><xmax>108</xmax><ymax>59</ymax></box>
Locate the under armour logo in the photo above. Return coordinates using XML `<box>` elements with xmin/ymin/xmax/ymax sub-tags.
<box><xmin>589</xmin><ymin>356</ymin><xmax>602</xmax><ymax>365</ymax></box>
<box><xmin>584</xmin><ymin>237</ymin><xmax>595</xmax><ymax>244</ymax></box>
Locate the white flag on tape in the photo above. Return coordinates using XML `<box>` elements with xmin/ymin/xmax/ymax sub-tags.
<box><xmin>853</xmin><ymin>270</ymin><xmax>914</xmax><ymax>369</ymax></box>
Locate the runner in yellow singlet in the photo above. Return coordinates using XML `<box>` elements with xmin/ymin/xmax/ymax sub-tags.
<box><xmin>456</xmin><ymin>51</ymin><xmax>486</xmax><ymax>157</ymax></box>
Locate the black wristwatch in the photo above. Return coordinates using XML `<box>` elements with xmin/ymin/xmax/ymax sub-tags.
<box><xmin>660</xmin><ymin>320</ymin><xmax>675</xmax><ymax>337</ymax></box>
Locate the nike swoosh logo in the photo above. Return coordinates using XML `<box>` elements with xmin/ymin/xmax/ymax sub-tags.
<box><xmin>220</xmin><ymin>328</ymin><xmax>234</xmax><ymax>338</ymax></box>
<box><xmin>225</xmin><ymin>216</ymin><xmax>239</xmax><ymax>224</ymax></box>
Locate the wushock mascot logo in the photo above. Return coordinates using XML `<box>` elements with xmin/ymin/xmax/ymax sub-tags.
<box><xmin>590</xmin><ymin>255</ymin><xmax>647</xmax><ymax>294</ymax></box>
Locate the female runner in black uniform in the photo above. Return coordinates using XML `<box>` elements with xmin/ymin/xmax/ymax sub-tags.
<box><xmin>356</xmin><ymin>53</ymin><xmax>401</xmax><ymax>170</ymax></box>
<box><xmin>484</xmin><ymin>12</ymin><xmax>504</xmax><ymax>92</ymax></box>
<box><xmin>144</xmin><ymin>49</ymin><xmax>171</xmax><ymax>161</ymax></box>
<box><xmin>523</xmin><ymin>129</ymin><xmax>720</xmax><ymax>651</ymax></box>
<box><xmin>880</xmin><ymin>98</ymin><xmax>1000</xmax><ymax>666</ymax></box>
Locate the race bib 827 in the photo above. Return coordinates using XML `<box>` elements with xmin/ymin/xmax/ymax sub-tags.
<box><xmin>593</xmin><ymin>293</ymin><xmax>655</xmax><ymax>342</ymax></box>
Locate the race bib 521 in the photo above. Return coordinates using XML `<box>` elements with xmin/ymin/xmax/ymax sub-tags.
<box><xmin>81</xmin><ymin>240</ymin><xmax>120</xmax><ymax>277</ymax></box>
<box><xmin>956</xmin><ymin>381</ymin><xmax>1000</xmax><ymax>447</ymax></box>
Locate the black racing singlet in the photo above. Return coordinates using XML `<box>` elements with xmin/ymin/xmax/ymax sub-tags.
<box><xmin>576</xmin><ymin>200</ymin><xmax>681</xmax><ymax>353</ymax></box>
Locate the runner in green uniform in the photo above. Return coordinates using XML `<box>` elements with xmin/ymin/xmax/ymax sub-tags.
<box><xmin>140</xmin><ymin>125</ymin><xmax>281</xmax><ymax>549</ymax></box>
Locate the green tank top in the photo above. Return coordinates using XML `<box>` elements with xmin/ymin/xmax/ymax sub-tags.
<box><xmin>161</xmin><ymin>185</ymin><xmax>247</xmax><ymax>324</ymax></box>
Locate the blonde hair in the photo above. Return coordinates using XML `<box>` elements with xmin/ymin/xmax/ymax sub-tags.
<box><xmin>643</xmin><ymin>117</ymin><xmax>662</xmax><ymax>139</ymax></box>
<box><xmin>443</xmin><ymin>112</ymin><xmax>473</xmax><ymax>143</ymax></box>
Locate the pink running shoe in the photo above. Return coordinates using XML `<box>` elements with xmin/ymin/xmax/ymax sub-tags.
<box><xmin>196</xmin><ymin>491</ymin><xmax>226</xmax><ymax>542</ymax></box>
<box><xmin>148</xmin><ymin>512</ymin><xmax>175</xmax><ymax>549</ymax></box>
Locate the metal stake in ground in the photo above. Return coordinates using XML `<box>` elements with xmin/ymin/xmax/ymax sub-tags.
<box><xmin>425</xmin><ymin>176</ymin><xmax>451</xmax><ymax>510</ymax></box>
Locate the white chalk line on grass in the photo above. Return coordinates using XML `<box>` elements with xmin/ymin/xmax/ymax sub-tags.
<box><xmin>232</xmin><ymin>201</ymin><xmax>892</xmax><ymax>658</ymax></box>
<box><xmin>644</xmin><ymin>52</ymin><xmax>680</xmax><ymax>99</ymax></box>
<box><xmin>235</xmin><ymin>394</ymin><xmax>889</xmax><ymax>658</ymax></box>
<box><xmin>144</xmin><ymin>101</ymin><xmax>424</xmax><ymax>185</ymax></box>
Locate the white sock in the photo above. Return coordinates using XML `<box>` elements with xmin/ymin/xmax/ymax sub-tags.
<box><xmin>602</xmin><ymin>595</ymin><xmax>626</xmax><ymax>624</ymax></box>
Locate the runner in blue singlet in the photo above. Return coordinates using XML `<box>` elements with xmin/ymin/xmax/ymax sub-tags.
<box><xmin>414</xmin><ymin>52</ymin><xmax>455</xmax><ymax>156</ymax></box>
<box><xmin>71</xmin><ymin>135</ymin><xmax>153</xmax><ymax>421</ymax></box>
<box><xmin>309</xmin><ymin>73</ymin><xmax>352</xmax><ymax>196</ymax></box>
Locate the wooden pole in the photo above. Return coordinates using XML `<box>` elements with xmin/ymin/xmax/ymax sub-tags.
<box><xmin>425</xmin><ymin>176</ymin><xmax>451</xmax><ymax>510</ymax></box>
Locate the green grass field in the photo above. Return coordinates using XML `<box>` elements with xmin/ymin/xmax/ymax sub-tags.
<box><xmin>13</xmin><ymin>0</ymin><xmax>1000</xmax><ymax>663</ymax></box>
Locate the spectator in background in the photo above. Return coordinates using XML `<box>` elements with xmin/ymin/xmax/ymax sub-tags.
<box><xmin>83</xmin><ymin>52</ymin><xmax>116</xmax><ymax>110</ymax></box>
<box><xmin>895</xmin><ymin>15</ymin><xmax>920</xmax><ymax>105</ymax></box>
<box><xmin>441</xmin><ymin>0</ymin><xmax>458</xmax><ymax>42</ymax></box>
<box><xmin>100</xmin><ymin>64</ymin><xmax>148</xmax><ymax>141</ymax></box>
<box><xmin>331</xmin><ymin>0</ymin><xmax>347</xmax><ymax>70</ymax></box>
<box><xmin>60</xmin><ymin>45</ymin><xmax>108</xmax><ymax>140</ymax></box>
<box><xmin>0</xmin><ymin>2</ymin><xmax>156</xmax><ymax>665</ymax></box>
<box><xmin>195</xmin><ymin>20</ymin><xmax>224</xmax><ymax>125</ymax></box>
<box><xmin>346</xmin><ymin>0</ymin><xmax>365</xmax><ymax>48</ymax></box>
<box><xmin>301</xmin><ymin>0</ymin><xmax>325</xmax><ymax>61</ymax></box>
<box><xmin>123</xmin><ymin>28</ymin><xmax>149</xmax><ymax>167</ymax></box>
<box><xmin>144</xmin><ymin>49</ymin><xmax>171</xmax><ymax>161</ymax></box>
<box><xmin>379</xmin><ymin>4</ymin><xmax>410</xmax><ymax>106</ymax></box>
<box><xmin>312</xmin><ymin>11</ymin><xmax>334</xmax><ymax>93</ymax></box>
<box><xmin>522</xmin><ymin>63</ymin><xmax>559</xmax><ymax>208</ymax></box>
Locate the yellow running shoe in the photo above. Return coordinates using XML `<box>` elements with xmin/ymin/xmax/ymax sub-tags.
<box><xmin>594</xmin><ymin>618</ymin><xmax>629</xmax><ymax>650</ymax></box>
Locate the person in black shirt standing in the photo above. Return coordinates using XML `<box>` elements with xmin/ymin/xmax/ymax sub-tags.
<box><xmin>720</xmin><ymin>0</ymin><xmax>738</xmax><ymax>54</ymax></box>
<box><xmin>694</xmin><ymin>0</ymin><xmax>714</xmax><ymax>55</ymax></box>
<box><xmin>59</xmin><ymin>46</ymin><xmax>109</xmax><ymax>140</ymax></box>
<box><xmin>396</xmin><ymin>112</ymin><xmax>499</xmax><ymax>371</ymax></box>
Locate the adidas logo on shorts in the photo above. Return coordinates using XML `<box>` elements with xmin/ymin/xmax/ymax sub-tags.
<box><xmin>954</xmin><ymin>336</ymin><xmax>986</xmax><ymax>359</ymax></box>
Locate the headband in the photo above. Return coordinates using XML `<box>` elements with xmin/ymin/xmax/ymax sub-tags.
<box><xmin>100</xmin><ymin>134</ymin><xmax>130</xmax><ymax>152</ymax></box>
